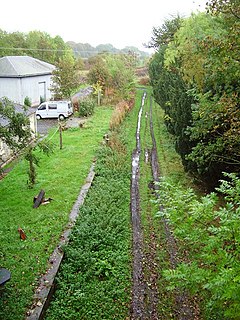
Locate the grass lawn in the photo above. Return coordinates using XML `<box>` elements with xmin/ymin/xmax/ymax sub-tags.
<box><xmin>0</xmin><ymin>106</ymin><xmax>113</xmax><ymax>320</ymax></box>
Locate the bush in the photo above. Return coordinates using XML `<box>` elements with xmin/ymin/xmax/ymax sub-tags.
<box><xmin>40</xmin><ymin>96</ymin><xmax>45</xmax><ymax>104</ymax></box>
<box><xmin>109</xmin><ymin>100</ymin><xmax>133</xmax><ymax>130</ymax></box>
<box><xmin>24</xmin><ymin>96</ymin><xmax>32</xmax><ymax>107</ymax></box>
<box><xmin>157</xmin><ymin>173</ymin><xmax>240</xmax><ymax>319</ymax></box>
<box><xmin>78</xmin><ymin>97</ymin><xmax>96</xmax><ymax>117</ymax></box>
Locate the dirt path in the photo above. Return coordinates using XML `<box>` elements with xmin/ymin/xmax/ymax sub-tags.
<box><xmin>130</xmin><ymin>91</ymin><xmax>200</xmax><ymax>319</ymax></box>
<box><xmin>131</xmin><ymin>92</ymin><xmax>159</xmax><ymax>319</ymax></box>
<box><xmin>130</xmin><ymin>92</ymin><xmax>146</xmax><ymax>319</ymax></box>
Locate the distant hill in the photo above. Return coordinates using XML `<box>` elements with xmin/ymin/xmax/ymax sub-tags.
<box><xmin>66</xmin><ymin>41</ymin><xmax>150</xmax><ymax>59</ymax></box>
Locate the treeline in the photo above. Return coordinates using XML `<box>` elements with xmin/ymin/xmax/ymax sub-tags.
<box><xmin>67</xmin><ymin>41</ymin><xmax>149</xmax><ymax>60</ymax></box>
<box><xmin>148</xmin><ymin>0</ymin><xmax>240</xmax><ymax>187</ymax></box>
<box><xmin>0</xmin><ymin>29</ymin><xmax>149</xmax><ymax>66</ymax></box>
<box><xmin>0</xmin><ymin>29</ymin><xmax>70</xmax><ymax>64</ymax></box>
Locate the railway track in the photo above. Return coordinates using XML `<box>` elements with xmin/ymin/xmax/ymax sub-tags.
<box><xmin>130</xmin><ymin>90</ymin><xmax>200</xmax><ymax>319</ymax></box>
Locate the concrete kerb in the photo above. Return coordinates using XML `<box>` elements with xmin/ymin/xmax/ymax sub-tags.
<box><xmin>25</xmin><ymin>163</ymin><xmax>95</xmax><ymax>320</ymax></box>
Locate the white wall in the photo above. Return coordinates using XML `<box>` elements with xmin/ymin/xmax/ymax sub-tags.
<box><xmin>0</xmin><ymin>74</ymin><xmax>53</xmax><ymax>106</ymax></box>
<box><xmin>0</xmin><ymin>78</ymin><xmax>21</xmax><ymax>103</ymax></box>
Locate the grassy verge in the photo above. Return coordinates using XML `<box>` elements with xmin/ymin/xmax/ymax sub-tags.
<box><xmin>0</xmin><ymin>106</ymin><xmax>113</xmax><ymax>320</ymax></box>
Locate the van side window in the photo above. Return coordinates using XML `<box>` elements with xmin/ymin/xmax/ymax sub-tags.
<box><xmin>38</xmin><ymin>104</ymin><xmax>46</xmax><ymax>110</ymax></box>
<box><xmin>48</xmin><ymin>104</ymin><xmax>57</xmax><ymax>110</ymax></box>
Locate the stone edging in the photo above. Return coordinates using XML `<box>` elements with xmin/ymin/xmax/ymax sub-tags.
<box><xmin>25</xmin><ymin>163</ymin><xmax>95</xmax><ymax>320</ymax></box>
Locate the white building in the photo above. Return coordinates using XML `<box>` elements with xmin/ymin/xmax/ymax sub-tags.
<box><xmin>0</xmin><ymin>56</ymin><xmax>55</xmax><ymax>106</ymax></box>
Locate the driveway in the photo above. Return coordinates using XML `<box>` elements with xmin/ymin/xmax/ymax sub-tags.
<box><xmin>36</xmin><ymin>86</ymin><xmax>92</xmax><ymax>135</ymax></box>
<box><xmin>36</xmin><ymin>118</ymin><xmax>59</xmax><ymax>135</ymax></box>
<box><xmin>36</xmin><ymin>116</ymin><xmax>84</xmax><ymax>135</ymax></box>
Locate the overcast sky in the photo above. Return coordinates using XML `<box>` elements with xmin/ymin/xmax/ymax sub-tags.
<box><xmin>1</xmin><ymin>0</ymin><xmax>205</xmax><ymax>52</ymax></box>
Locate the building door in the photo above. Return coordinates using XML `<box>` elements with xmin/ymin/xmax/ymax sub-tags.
<box><xmin>38</xmin><ymin>81</ymin><xmax>46</xmax><ymax>103</ymax></box>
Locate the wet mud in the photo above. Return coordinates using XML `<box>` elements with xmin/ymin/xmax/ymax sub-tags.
<box><xmin>130</xmin><ymin>92</ymin><xmax>159</xmax><ymax>319</ymax></box>
<box><xmin>130</xmin><ymin>93</ymin><xmax>146</xmax><ymax>319</ymax></box>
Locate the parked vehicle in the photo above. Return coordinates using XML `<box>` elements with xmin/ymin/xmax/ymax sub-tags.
<box><xmin>36</xmin><ymin>101</ymin><xmax>73</xmax><ymax>120</ymax></box>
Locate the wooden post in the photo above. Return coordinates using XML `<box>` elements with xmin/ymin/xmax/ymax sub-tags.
<box><xmin>59</xmin><ymin>124</ymin><xmax>63</xmax><ymax>150</ymax></box>
<box><xmin>98</xmin><ymin>89</ymin><xmax>101</xmax><ymax>106</ymax></box>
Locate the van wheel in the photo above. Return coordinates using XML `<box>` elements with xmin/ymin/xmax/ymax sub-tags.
<box><xmin>59</xmin><ymin>114</ymin><xmax>65</xmax><ymax>121</ymax></box>
<box><xmin>36</xmin><ymin>115</ymin><xmax>41</xmax><ymax>120</ymax></box>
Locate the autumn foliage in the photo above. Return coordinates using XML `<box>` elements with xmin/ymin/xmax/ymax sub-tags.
<box><xmin>109</xmin><ymin>99</ymin><xmax>134</xmax><ymax>130</ymax></box>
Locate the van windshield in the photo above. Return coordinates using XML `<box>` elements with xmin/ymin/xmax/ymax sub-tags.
<box><xmin>38</xmin><ymin>104</ymin><xmax>46</xmax><ymax>110</ymax></box>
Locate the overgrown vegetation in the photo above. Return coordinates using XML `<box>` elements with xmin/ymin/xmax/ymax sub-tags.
<box><xmin>146</xmin><ymin>78</ymin><xmax>240</xmax><ymax>318</ymax></box>
<box><xmin>78</xmin><ymin>97</ymin><xmax>96</xmax><ymax>117</ymax></box>
<box><xmin>156</xmin><ymin>173</ymin><xmax>240</xmax><ymax>319</ymax></box>
<box><xmin>88</xmin><ymin>53</ymin><xmax>136</xmax><ymax>101</ymax></box>
<box><xmin>45</xmin><ymin>99</ymin><xmax>135</xmax><ymax>319</ymax></box>
<box><xmin>45</xmin><ymin>140</ymin><xmax>131</xmax><ymax>320</ymax></box>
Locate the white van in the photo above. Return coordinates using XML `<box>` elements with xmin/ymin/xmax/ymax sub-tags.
<box><xmin>36</xmin><ymin>101</ymin><xmax>73</xmax><ymax>120</ymax></box>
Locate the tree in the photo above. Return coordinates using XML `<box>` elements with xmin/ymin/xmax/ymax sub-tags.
<box><xmin>168</xmin><ymin>12</ymin><xmax>240</xmax><ymax>183</ymax></box>
<box><xmin>206</xmin><ymin>0</ymin><xmax>240</xmax><ymax>19</ymax></box>
<box><xmin>147</xmin><ymin>15</ymin><xmax>182</xmax><ymax>49</ymax></box>
<box><xmin>24</xmin><ymin>139</ymin><xmax>54</xmax><ymax>188</ymax></box>
<box><xmin>88</xmin><ymin>53</ymin><xmax>136</xmax><ymax>101</ymax></box>
<box><xmin>0</xmin><ymin>98</ymin><xmax>32</xmax><ymax>162</ymax></box>
<box><xmin>0</xmin><ymin>99</ymin><xmax>55</xmax><ymax>186</ymax></box>
<box><xmin>50</xmin><ymin>55</ymin><xmax>80</xmax><ymax>99</ymax></box>
<box><xmin>0</xmin><ymin>29</ymin><xmax>73</xmax><ymax>65</ymax></box>
<box><xmin>0</xmin><ymin>30</ymin><xmax>27</xmax><ymax>57</ymax></box>
<box><xmin>149</xmin><ymin>16</ymin><xmax>195</xmax><ymax>171</ymax></box>
<box><xmin>149</xmin><ymin>10</ymin><xmax>240</xmax><ymax>186</ymax></box>
<box><xmin>105</xmin><ymin>54</ymin><xmax>136</xmax><ymax>99</ymax></box>
<box><xmin>87</xmin><ymin>55</ymin><xmax>110</xmax><ymax>93</ymax></box>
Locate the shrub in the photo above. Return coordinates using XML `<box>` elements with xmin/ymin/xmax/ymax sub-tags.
<box><xmin>109</xmin><ymin>100</ymin><xmax>133</xmax><ymax>130</ymax></box>
<box><xmin>138</xmin><ymin>76</ymin><xmax>150</xmax><ymax>86</ymax></box>
<box><xmin>156</xmin><ymin>173</ymin><xmax>240</xmax><ymax>319</ymax></box>
<box><xmin>40</xmin><ymin>96</ymin><xmax>45</xmax><ymax>104</ymax></box>
<box><xmin>24</xmin><ymin>96</ymin><xmax>32</xmax><ymax>107</ymax></box>
<box><xmin>78</xmin><ymin>97</ymin><xmax>96</xmax><ymax>117</ymax></box>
